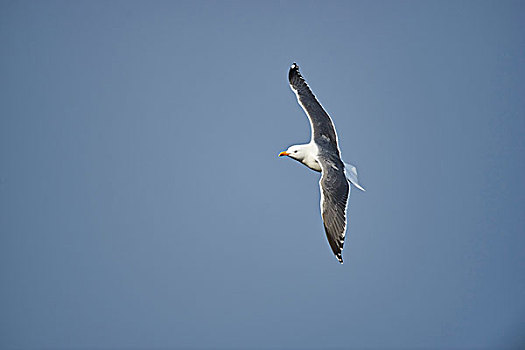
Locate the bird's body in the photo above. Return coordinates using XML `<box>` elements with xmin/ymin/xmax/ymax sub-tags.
<box><xmin>279</xmin><ymin>63</ymin><xmax>364</xmax><ymax>263</ymax></box>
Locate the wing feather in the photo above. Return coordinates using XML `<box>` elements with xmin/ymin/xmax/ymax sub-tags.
<box><xmin>288</xmin><ymin>63</ymin><xmax>339</xmax><ymax>146</ymax></box>
<box><xmin>318</xmin><ymin>157</ymin><xmax>350</xmax><ymax>263</ymax></box>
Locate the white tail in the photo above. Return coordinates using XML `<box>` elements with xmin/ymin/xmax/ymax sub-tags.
<box><xmin>344</xmin><ymin>162</ymin><xmax>366</xmax><ymax>191</ymax></box>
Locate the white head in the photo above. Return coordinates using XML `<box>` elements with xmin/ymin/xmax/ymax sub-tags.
<box><xmin>278</xmin><ymin>144</ymin><xmax>307</xmax><ymax>161</ymax></box>
<box><xmin>278</xmin><ymin>143</ymin><xmax>321</xmax><ymax>172</ymax></box>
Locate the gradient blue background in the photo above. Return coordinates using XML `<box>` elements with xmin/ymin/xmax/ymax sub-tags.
<box><xmin>1</xmin><ymin>1</ymin><xmax>524</xmax><ymax>349</ymax></box>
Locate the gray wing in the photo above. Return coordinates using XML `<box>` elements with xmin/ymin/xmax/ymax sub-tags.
<box><xmin>289</xmin><ymin>63</ymin><xmax>339</xmax><ymax>147</ymax></box>
<box><xmin>318</xmin><ymin>156</ymin><xmax>350</xmax><ymax>264</ymax></box>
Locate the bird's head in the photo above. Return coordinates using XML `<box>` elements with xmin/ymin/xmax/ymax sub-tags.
<box><xmin>278</xmin><ymin>145</ymin><xmax>305</xmax><ymax>161</ymax></box>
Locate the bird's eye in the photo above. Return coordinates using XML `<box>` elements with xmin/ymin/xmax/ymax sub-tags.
<box><xmin>294</xmin><ymin>150</ymin><xmax>298</xmax><ymax>153</ymax></box>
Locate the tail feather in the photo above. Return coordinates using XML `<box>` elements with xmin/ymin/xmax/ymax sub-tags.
<box><xmin>344</xmin><ymin>162</ymin><xmax>366</xmax><ymax>192</ymax></box>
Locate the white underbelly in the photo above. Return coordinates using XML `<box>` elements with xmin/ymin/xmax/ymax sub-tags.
<box><xmin>303</xmin><ymin>158</ymin><xmax>322</xmax><ymax>172</ymax></box>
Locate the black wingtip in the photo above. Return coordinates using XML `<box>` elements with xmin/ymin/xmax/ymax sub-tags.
<box><xmin>289</xmin><ymin>62</ymin><xmax>299</xmax><ymax>75</ymax></box>
<box><xmin>289</xmin><ymin>62</ymin><xmax>302</xmax><ymax>85</ymax></box>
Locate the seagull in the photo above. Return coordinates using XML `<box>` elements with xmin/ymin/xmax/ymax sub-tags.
<box><xmin>279</xmin><ymin>63</ymin><xmax>365</xmax><ymax>264</ymax></box>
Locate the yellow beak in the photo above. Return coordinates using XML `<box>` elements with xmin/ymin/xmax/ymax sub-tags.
<box><xmin>278</xmin><ymin>151</ymin><xmax>290</xmax><ymax>157</ymax></box>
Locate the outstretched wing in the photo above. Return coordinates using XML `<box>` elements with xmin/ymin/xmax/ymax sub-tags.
<box><xmin>318</xmin><ymin>157</ymin><xmax>350</xmax><ymax>263</ymax></box>
<box><xmin>289</xmin><ymin>63</ymin><xmax>339</xmax><ymax>146</ymax></box>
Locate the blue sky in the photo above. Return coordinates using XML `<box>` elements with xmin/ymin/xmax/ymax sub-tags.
<box><xmin>1</xmin><ymin>1</ymin><xmax>524</xmax><ymax>349</ymax></box>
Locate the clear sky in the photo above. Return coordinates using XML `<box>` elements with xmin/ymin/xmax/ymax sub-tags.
<box><xmin>1</xmin><ymin>1</ymin><xmax>524</xmax><ymax>349</ymax></box>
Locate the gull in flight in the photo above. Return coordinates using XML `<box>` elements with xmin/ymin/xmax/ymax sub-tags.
<box><xmin>279</xmin><ymin>63</ymin><xmax>365</xmax><ymax>263</ymax></box>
